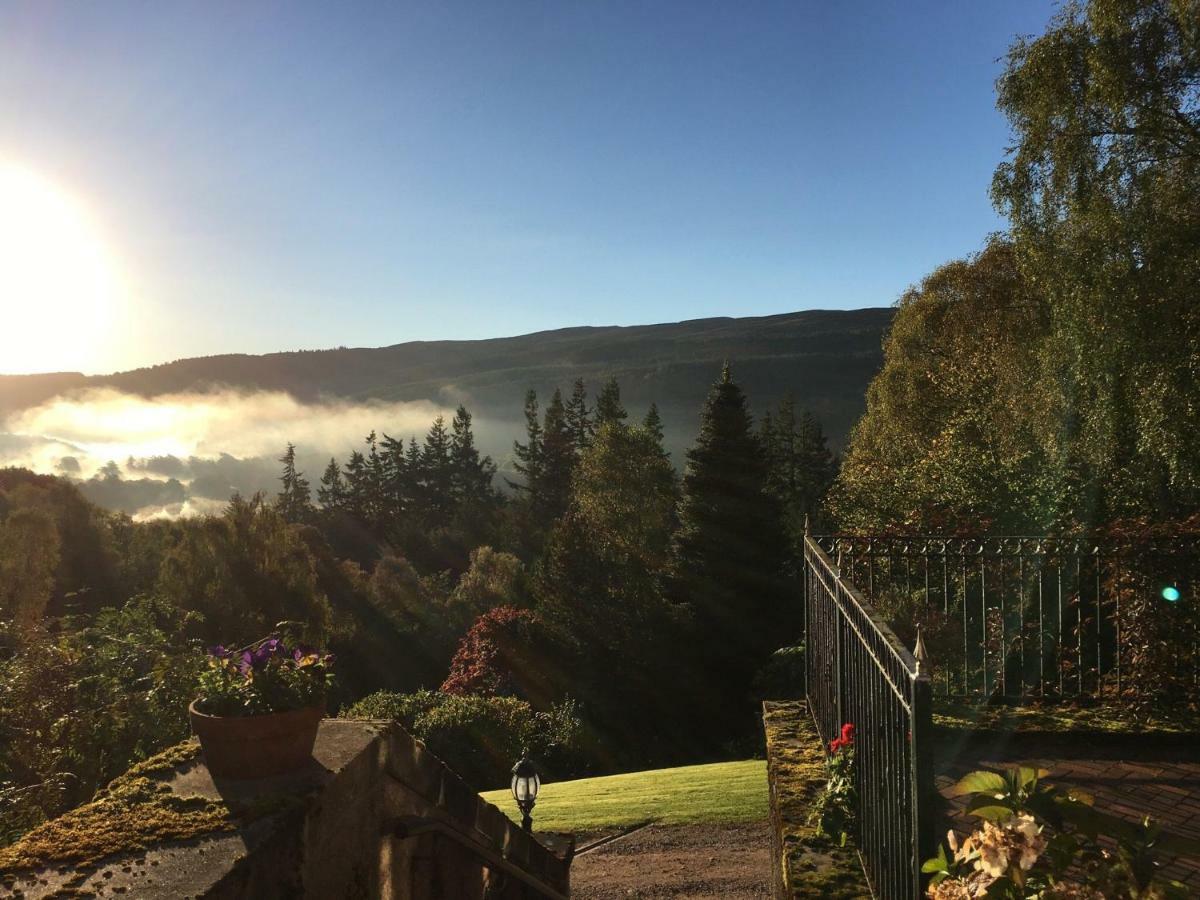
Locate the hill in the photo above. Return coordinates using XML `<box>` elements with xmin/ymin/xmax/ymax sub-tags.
<box><xmin>0</xmin><ymin>308</ymin><xmax>893</xmax><ymax>453</ymax></box>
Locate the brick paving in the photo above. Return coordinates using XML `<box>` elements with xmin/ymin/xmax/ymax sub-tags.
<box><xmin>935</xmin><ymin>732</ymin><xmax>1200</xmax><ymax>889</ymax></box>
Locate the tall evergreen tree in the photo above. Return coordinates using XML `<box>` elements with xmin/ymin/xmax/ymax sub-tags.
<box><xmin>317</xmin><ymin>457</ymin><xmax>346</xmax><ymax>511</ymax></box>
<box><xmin>380</xmin><ymin>433</ymin><xmax>407</xmax><ymax>518</ymax></box>
<box><xmin>276</xmin><ymin>443</ymin><xmax>312</xmax><ymax>523</ymax></box>
<box><xmin>539</xmin><ymin>389</ymin><xmax>575</xmax><ymax>524</ymax></box>
<box><xmin>404</xmin><ymin>437</ymin><xmax>426</xmax><ymax>518</ymax></box>
<box><xmin>761</xmin><ymin>396</ymin><xmax>836</xmax><ymax>536</ymax></box>
<box><xmin>643</xmin><ymin>402</ymin><xmax>668</xmax><ymax>460</ymax></box>
<box><xmin>343</xmin><ymin>449</ymin><xmax>371</xmax><ymax>522</ymax></box>
<box><xmin>422</xmin><ymin>415</ymin><xmax>454</xmax><ymax>519</ymax></box>
<box><xmin>594</xmin><ymin>377</ymin><xmax>627</xmax><ymax>428</ymax></box>
<box><xmin>510</xmin><ymin>390</ymin><xmax>544</xmax><ymax>494</ymax></box>
<box><xmin>450</xmin><ymin>405</ymin><xmax>496</xmax><ymax>506</ymax></box>
<box><xmin>565</xmin><ymin>378</ymin><xmax>593</xmax><ymax>454</ymax></box>
<box><xmin>670</xmin><ymin>362</ymin><xmax>790</xmax><ymax>743</ymax></box>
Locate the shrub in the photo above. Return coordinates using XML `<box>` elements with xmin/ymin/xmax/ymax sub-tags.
<box><xmin>341</xmin><ymin>688</ymin><xmax>584</xmax><ymax>789</ymax></box>
<box><xmin>924</xmin><ymin>767</ymin><xmax>1197</xmax><ymax>898</ymax></box>
<box><xmin>753</xmin><ymin>644</ymin><xmax>806</xmax><ymax>699</ymax></box>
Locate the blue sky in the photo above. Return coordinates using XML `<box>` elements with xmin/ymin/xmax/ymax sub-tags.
<box><xmin>0</xmin><ymin>1</ymin><xmax>1058</xmax><ymax>373</ymax></box>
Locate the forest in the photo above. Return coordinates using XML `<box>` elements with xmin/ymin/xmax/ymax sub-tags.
<box><xmin>0</xmin><ymin>370</ymin><xmax>834</xmax><ymax>842</ymax></box>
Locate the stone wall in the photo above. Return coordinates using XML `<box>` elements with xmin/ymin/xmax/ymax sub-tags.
<box><xmin>0</xmin><ymin>719</ymin><xmax>572</xmax><ymax>899</ymax></box>
<box><xmin>762</xmin><ymin>701</ymin><xmax>869</xmax><ymax>900</ymax></box>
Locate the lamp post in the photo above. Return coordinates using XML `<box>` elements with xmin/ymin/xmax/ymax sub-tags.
<box><xmin>510</xmin><ymin>757</ymin><xmax>540</xmax><ymax>832</ymax></box>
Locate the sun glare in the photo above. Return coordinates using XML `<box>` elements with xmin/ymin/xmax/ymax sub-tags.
<box><xmin>0</xmin><ymin>163</ymin><xmax>122</xmax><ymax>374</ymax></box>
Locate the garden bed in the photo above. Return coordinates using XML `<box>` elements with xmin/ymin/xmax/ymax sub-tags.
<box><xmin>762</xmin><ymin>701</ymin><xmax>870</xmax><ymax>899</ymax></box>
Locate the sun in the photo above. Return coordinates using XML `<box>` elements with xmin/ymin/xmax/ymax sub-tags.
<box><xmin>0</xmin><ymin>163</ymin><xmax>122</xmax><ymax>375</ymax></box>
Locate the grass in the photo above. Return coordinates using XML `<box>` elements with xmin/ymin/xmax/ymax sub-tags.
<box><xmin>478</xmin><ymin>759</ymin><xmax>768</xmax><ymax>833</ymax></box>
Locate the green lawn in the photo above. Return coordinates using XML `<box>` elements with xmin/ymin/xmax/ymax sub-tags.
<box><xmin>478</xmin><ymin>759</ymin><xmax>768</xmax><ymax>833</ymax></box>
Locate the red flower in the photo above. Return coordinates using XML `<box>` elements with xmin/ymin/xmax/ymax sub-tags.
<box><xmin>840</xmin><ymin>723</ymin><xmax>855</xmax><ymax>744</ymax></box>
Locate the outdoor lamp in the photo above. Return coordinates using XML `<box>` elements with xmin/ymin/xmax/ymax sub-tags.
<box><xmin>510</xmin><ymin>757</ymin><xmax>540</xmax><ymax>832</ymax></box>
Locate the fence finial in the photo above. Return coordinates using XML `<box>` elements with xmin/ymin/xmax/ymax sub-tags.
<box><xmin>914</xmin><ymin>626</ymin><xmax>929</xmax><ymax>674</ymax></box>
<box><xmin>803</xmin><ymin>514</ymin><xmax>811</xmax><ymax>537</ymax></box>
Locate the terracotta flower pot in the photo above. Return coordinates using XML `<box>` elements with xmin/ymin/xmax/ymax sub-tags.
<box><xmin>189</xmin><ymin>700</ymin><xmax>323</xmax><ymax>779</ymax></box>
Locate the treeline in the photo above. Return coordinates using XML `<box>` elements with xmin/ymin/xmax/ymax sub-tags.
<box><xmin>832</xmin><ymin>1</ymin><xmax>1200</xmax><ymax>533</ymax></box>
<box><xmin>0</xmin><ymin>369</ymin><xmax>836</xmax><ymax>843</ymax></box>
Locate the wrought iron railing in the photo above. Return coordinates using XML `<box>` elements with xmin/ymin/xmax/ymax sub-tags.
<box><xmin>804</xmin><ymin>534</ymin><xmax>934</xmax><ymax>900</ymax></box>
<box><xmin>816</xmin><ymin>535</ymin><xmax>1200</xmax><ymax>701</ymax></box>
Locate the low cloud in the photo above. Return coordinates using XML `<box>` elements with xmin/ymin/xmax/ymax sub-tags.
<box><xmin>0</xmin><ymin>387</ymin><xmax>503</xmax><ymax>519</ymax></box>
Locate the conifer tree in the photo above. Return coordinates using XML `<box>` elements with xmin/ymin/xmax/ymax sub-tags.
<box><xmin>643</xmin><ymin>402</ymin><xmax>668</xmax><ymax>459</ymax></box>
<box><xmin>761</xmin><ymin>396</ymin><xmax>836</xmax><ymax>536</ymax></box>
<box><xmin>380</xmin><ymin>433</ymin><xmax>407</xmax><ymax>517</ymax></box>
<box><xmin>565</xmin><ymin>378</ymin><xmax>593</xmax><ymax>454</ymax></box>
<box><xmin>450</xmin><ymin>405</ymin><xmax>496</xmax><ymax>506</ymax></box>
<box><xmin>343</xmin><ymin>449</ymin><xmax>371</xmax><ymax>521</ymax></box>
<box><xmin>670</xmin><ymin>362</ymin><xmax>789</xmax><ymax>741</ymax></box>
<box><xmin>317</xmin><ymin>457</ymin><xmax>346</xmax><ymax>510</ymax></box>
<box><xmin>539</xmin><ymin>388</ymin><xmax>575</xmax><ymax>524</ymax></box>
<box><xmin>276</xmin><ymin>442</ymin><xmax>313</xmax><ymax>523</ymax></box>
<box><xmin>422</xmin><ymin>415</ymin><xmax>454</xmax><ymax>519</ymax></box>
<box><xmin>594</xmin><ymin>377</ymin><xmax>627</xmax><ymax>428</ymax></box>
<box><xmin>404</xmin><ymin>437</ymin><xmax>426</xmax><ymax>518</ymax></box>
<box><xmin>510</xmin><ymin>390</ymin><xmax>544</xmax><ymax>494</ymax></box>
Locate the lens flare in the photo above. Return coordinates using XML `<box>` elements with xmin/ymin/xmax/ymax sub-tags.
<box><xmin>1162</xmin><ymin>585</ymin><xmax>1181</xmax><ymax>603</ymax></box>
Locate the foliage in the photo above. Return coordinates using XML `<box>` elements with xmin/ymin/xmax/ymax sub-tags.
<box><xmin>761</xmin><ymin>395</ymin><xmax>838</xmax><ymax>538</ymax></box>
<box><xmin>992</xmin><ymin>0</ymin><xmax>1200</xmax><ymax>525</ymax></box>
<box><xmin>157</xmin><ymin>492</ymin><xmax>332</xmax><ymax>646</ymax></box>
<box><xmin>341</xmin><ymin>688</ymin><xmax>584</xmax><ymax>789</ymax></box>
<box><xmin>0</xmin><ymin>596</ymin><xmax>204</xmax><ymax>845</ymax></box>
<box><xmin>811</xmin><ymin>723</ymin><xmax>857</xmax><ymax>847</ymax></box>
<box><xmin>830</xmin><ymin>241</ymin><xmax>1054</xmax><ymax>533</ymax></box>
<box><xmin>1095</xmin><ymin>517</ymin><xmax>1200</xmax><ymax>712</ymax></box>
<box><xmin>195</xmin><ymin>635</ymin><xmax>334</xmax><ymax>717</ymax></box>
<box><xmin>668</xmin><ymin>363</ymin><xmax>793</xmax><ymax>744</ymax></box>
<box><xmin>440</xmin><ymin>606</ymin><xmax>549</xmax><ymax>700</ymax></box>
<box><xmin>924</xmin><ymin>766</ymin><xmax>1197</xmax><ymax>898</ymax></box>
<box><xmin>535</xmin><ymin>422</ymin><xmax>689</xmax><ymax>763</ymax></box>
<box><xmin>753</xmin><ymin>644</ymin><xmax>806</xmax><ymax>700</ymax></box>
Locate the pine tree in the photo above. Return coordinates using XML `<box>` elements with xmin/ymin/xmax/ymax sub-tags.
<box><xmin>643</xmin><ymin>402</ymin><xmax>668</xmax><ymax>459</ymax></box>
<box><xmin>343</xmin><ymin>449</ymin><xmax>371</xmax><ymax>521</ymax></box>
<box><xmin>670</xmin><ymin>362</ymin><xmax>790</xmax><ymax>742</ymax></box>
<box><xmin>594</xmin><ymin>377</ymin><xmax>627</xmax><ymax>428</ymax></box>
<box><xmin>539</xmin><ymin>388</ymin><xmax>575</xmax><ymax>523</ymax></box>
<box><xmin>510</xmin><ymin>390</ymin><xmax>544</xmax><ymax>494</ymax></box>
<box><xmin>380</xmin><ymin>432</ymin><xmax>407</xmax><ymax>517</ymax></box>
<box><xmin>450</xmin><ymin>405</ymin><xmax>496</xmax><ymax>506</ymax></box>
<box><xmin>565</xmin><ymin>378</ymin><xmax>593</xmax><ymax>454</ymax></box>
<box><xmin>404</xmin><ymin>436</ymin><xmax>426</xmax><ymax>518</ymax></box>
<box><xmin>760</xmin><ymin>395</ymin><xmax>836</xmax><ymax>535</ymax></box>
<box><xmin>422</xmin><ymin>415</ymin><xmax>454</xmax><ymax>519</ymax></box>
<box><xmin>366</xmin><ymin>430</ymin><xmax>387</xmax><ymax>531</ymax></box>
<box><xmin>276</xmin><ymin>442</ymin><xmax>312</xmax><ymax>523</ymax></box>
<box><xmin>317</xmin><ymin>457</ymin><xmax>346</xmax><ymax>510</ymax></box>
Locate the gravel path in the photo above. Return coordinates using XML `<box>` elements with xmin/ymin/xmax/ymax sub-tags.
<box><xmin>570</xmin><ymin>821</ymin><xmax>771</xmax><ymax>899</ymax></box>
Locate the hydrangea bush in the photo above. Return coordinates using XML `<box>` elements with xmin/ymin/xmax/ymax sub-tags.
<box><xmin>195</xmin><ymin>635</ymin><xmax>334</xmax><ymax>717</ymax></box>
<box><xmin>924</xmin><ymin>766</ymin><xmax>1196</xmax><ymax>899</ymax></box>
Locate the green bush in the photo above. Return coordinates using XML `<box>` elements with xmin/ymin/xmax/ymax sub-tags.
<box><xmin>754</xmin><ymin>644</ymin><xmax>805</xmax><ymax>699</ymax></box>
<box><xmin>341</xmin><ymin>689</ymin><xmax>584</xmax><ymax>789</ymax></box>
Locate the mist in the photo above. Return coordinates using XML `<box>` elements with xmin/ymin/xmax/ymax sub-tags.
<box><xmin>0</xmin><ymin>387</ymin><xmax>517</xmax><ymax>519</ymax></box>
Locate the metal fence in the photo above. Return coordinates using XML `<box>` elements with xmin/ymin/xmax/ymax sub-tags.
<box><xmin>804</xmin><ymin>534</ymin><xmax>934</xmax><ymax>900</ymax></box>
<box><xmin>816</xmin><ymin>535</ymin><xmax>1200</xmax><ymax>701</ymax></box>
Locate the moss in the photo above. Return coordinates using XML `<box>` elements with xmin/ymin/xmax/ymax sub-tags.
<box><xmin>763</xmin><ymin>702</ymin><xmax>871</xmax><ymax>899</ymax></box>
<box><xmin>0</xmin><ymin>739</ymin><xmax>301</xmax><ymax>874</ymax></box>
<box><xmin>933</xmin><ymin>699</ymin><xmax>1200</xmax><ymax>735</ymax></box>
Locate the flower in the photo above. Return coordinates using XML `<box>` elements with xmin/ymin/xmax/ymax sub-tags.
<box><xmin>207</xmin><ymin>645</ymin><xmax>231</xmax><ymax>659</ymax></box>
<box><xmin>840</xmin><ymin>722</ymin><xmax>855</xmax><ymax>744</ymax></box>
<box><xmin>972</xmin><ymin>816</ymin><xmax>1045</xmax><ymax>879</ymax></box>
